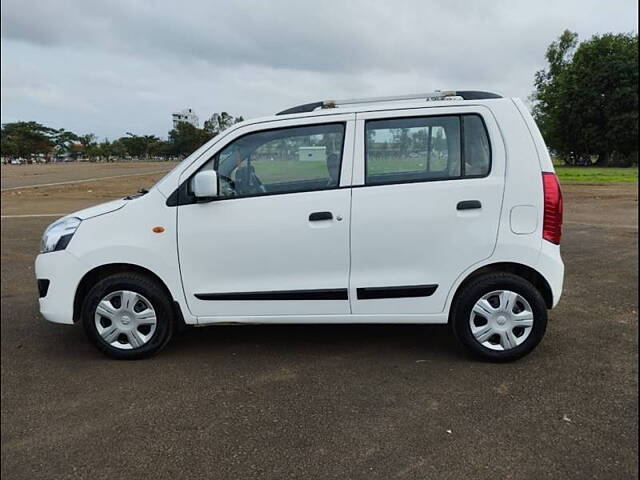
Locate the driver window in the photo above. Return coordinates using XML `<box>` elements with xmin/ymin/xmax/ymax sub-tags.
<box><xmin>212</xmin><ymin>123</ymin><xmax>345</xmax><ymax>198</ymax></box>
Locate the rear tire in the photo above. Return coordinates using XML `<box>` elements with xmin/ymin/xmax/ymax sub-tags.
<box><xmin>81</xmin><ymin>273</ymin><xmax>174</xmax><ymax>359</ymax></box>
<box><xmin>450</xmin><ymin>273</ymin><xmax>547</xmax><ymax>362</ymax></box>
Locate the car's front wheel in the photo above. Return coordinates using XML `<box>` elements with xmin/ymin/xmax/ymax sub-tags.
<box><xmin>81</xmin><ymin>273</ymin><xmax>174</xmax><ymax>359</ymax></box>
<box><xmin>451</xmin><ymin>273</ymin><xmax>548</xmax><ymax>362</ymax></box>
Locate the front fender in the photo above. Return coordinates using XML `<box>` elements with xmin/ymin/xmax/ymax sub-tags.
<box><xmin>65</xmin><ymin>190</ymin><xmax>195</xmax><ymax>324</ymax></box>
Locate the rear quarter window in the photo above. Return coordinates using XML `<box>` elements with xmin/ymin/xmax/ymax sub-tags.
<box><xmin>463</xmin><ymin>115</ymin><xmax>491</xmax><ymax>177</ymax></box>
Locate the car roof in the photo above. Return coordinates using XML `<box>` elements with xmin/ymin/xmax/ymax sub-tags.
<box><xmin>241</xmin><ymin>97</ymin><xmax>514</xmax><ymax>127</ymax></box>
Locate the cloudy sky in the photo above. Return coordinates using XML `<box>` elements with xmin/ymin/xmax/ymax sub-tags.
<box><xmin>1</xmin><ymin>0</ymin><xmax>637</xmax><ymax>139</ymax></box>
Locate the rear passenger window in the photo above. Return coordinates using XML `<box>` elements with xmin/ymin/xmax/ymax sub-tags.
<box><xmin>365</xmin><ymin>114</ymin><xmax>490</xmax><ymax>185</ymax></box>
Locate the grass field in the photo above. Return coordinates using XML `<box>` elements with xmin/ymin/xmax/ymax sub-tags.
<box><xmin>254</xmin><ymin>159</ymin><xmax>639</xmax><ymax>185</ymax></box>
<box><xmin>253</xmin><ymin>160</ymin><xmax>328</xmax><ymax>183</ymax></box>
<box><xmin>253</xmin><ymin>157</ymin><xmax>447</xmax><ymax>183</ymax></box>
<box><xmin>555</xmin><ymin>166</ymin><xmax>638</xmax><ymax>184</ymax></box>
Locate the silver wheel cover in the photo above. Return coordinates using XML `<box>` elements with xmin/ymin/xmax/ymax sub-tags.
<box><xmin>94</xmin><ymin>290</ymin><xmax>157</xmax><ymax>350</ymax></box>
<box><xmin>469</xmin><ymin>290</ymin><xmax>534</xmax><ymax>351</ymax></box>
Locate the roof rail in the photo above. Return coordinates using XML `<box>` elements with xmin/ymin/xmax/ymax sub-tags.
<box><xmin>276</xmin><ymin>90</ymin><xmax>502</xmax><ymax>115</ymax></box>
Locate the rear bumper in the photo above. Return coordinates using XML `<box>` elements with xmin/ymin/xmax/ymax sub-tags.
<box><xmin>35</xmin><ymin>251</ymin><xmax>86</xmax><ymax>325</ymax></box>
<box><xmin>538</xmin><ymin>240</ymin><xmax>564</xmax><ymax>308</ymax></box>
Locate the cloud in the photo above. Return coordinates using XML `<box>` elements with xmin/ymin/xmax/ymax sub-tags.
<box><xmin>1</xmin><ymin>0</ymin><xmax>637</xmax><ymax>138</ymax></box>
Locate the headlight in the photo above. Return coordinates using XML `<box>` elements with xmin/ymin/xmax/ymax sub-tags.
<box><xmin>41</xmin><ymin>217</ymin><xmax>81</xmax><ymax>253</ymax></box>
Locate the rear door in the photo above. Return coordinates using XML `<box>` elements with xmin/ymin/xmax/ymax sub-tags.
<box><xmin>349</xmin><ymin>106</ymin><xmax>505</xmax><ymax>314</ymax></box>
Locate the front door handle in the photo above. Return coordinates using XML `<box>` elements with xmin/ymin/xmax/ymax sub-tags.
<box><xmin>309</xmin><ymin>211</ymin><xmax>333</xmax><ymax>221</ymax></box>
<box><xmin>457</xmin><ymin>200</ymin><xmax>482</xmax><ymax>210</ymax></box>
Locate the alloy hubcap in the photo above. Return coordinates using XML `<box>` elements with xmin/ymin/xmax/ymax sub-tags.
<box><xmin>469</xmin><ymin>290</ymin><xmax>534</xmax><ymax>351</ymax></box>
<box><xmin>94</xmin><ymin>290</ymin><xmax>157</xmax><ymax>350</ymax></box>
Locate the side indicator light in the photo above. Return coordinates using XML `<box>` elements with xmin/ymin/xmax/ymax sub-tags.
<box><xmin>152</xmin><ymin>226</ymin><xmax>165</xmax><ymax>234</ymax></box>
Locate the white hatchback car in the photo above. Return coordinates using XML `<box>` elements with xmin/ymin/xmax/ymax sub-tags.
<box><xmin>35</xmin><ymin>91</ymin><xmax>564</xmax><ymax>361</ymax></box>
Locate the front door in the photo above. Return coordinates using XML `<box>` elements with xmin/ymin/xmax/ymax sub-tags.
<box><xmin>349</xmin><ymin>106</ymin><xmax>505</xmax><ymax>315</ymax></box>
<box><xmin>177</xmin><ymin>118</ymin><xmax>355</xmax><ymax>320</ymax></box>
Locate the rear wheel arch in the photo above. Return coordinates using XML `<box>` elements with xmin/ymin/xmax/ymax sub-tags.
<box><xmin>73</xmin><ymin>263</ymin><xmax>184</xmax><ymax>326</ymax></box>
<box><xmin>449</xmin><ymin>262</ymin><xmax>554</xmax><ymax>316</ymax></box>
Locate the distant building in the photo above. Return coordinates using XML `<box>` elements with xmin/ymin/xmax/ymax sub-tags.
<box><xmin>298</xmin><ymin>146</ymin><xmax>326</xmax><ymax>162</ymax></box>
<box><xmin>172</xmin><ymin>108</ymin><xmax>199</xmax><ymax>128</ymax></box>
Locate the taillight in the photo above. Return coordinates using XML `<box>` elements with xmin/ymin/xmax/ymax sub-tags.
<box><xmin>542</xmin><ymin>172</ymin><xmax>563</xmax><ymax>244</ymax></box>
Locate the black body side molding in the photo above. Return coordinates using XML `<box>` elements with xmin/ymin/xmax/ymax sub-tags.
<box><xmin>195</xmin><ymin>288</ymin><xmax>348</xmax><ymax>301</ymax></box>
<box><xmin>357</xmin><ymin>284</ymin><xmax>438</xmax><ymax>300</ymax></box>
<box><xmin>196</xmin><ymin>285</ymin><xmax>438</xmax><ymax>301</ymax></box>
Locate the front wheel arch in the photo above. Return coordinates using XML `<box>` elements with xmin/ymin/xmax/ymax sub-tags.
<box><xmin>73</xmin><ymin>263</ymin><xmax>184</xmax><ymax>326</ymax></box>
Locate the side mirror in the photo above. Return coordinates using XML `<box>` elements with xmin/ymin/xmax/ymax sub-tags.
<box><xmin>192</xmin><ymin>170</ymin><xmax>218</xmax><ymax>199</ymax></box>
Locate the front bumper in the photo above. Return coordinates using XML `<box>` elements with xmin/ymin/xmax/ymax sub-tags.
<box><xmin>35</xmin><ymin>251</ymin><xmax>87</xmax><ymax>325</ymax></box>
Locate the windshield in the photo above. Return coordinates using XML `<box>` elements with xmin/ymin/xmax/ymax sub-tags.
<box><xmin>152</xmin><ymin>136</ymin><xmax>217</xmax><ymax>189</ymax></box>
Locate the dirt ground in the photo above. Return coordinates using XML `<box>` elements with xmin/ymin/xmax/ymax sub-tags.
<box><xmin>0</xmin><ymin>161</ymin><xmax>176</xmax><ymax>190</ymax></box>
<box><xmin>564</xmin><ymin>183</ymin><xmax>639</xmax><ymax>229</ymax></box>
<box><xmin>1</xmin><ymin>163</ymin><xmax>638</xmax><ymax>479</ymax></box>
<box><xmin>1</xmin><ymin>173</ymin><xmax>169</xmax><ymax>216</ymax></box>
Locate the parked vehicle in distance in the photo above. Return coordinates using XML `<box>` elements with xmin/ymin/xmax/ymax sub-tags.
<box><xmin>35</xmin><ymin>90</ymin><xmax>564</xmax><ymax>361</ymax></box>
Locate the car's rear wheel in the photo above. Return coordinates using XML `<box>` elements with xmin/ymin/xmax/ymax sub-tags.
<box><xmin>81</xmin><ymin>273</ymin><xmax>174</xmax><ymax>359</ymax></box>
<box><xmin>451</xmin><ymin>273</ymin><xmax>547</xmax><ymax>362</ymax></box>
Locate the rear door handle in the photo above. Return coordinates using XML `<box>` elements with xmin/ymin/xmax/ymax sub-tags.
<box><xmin>309</xmin><ymin>211</ymin><xmax>333</xmax><ymax>221</ymax></box>
<box><xmin>457</xmin><ymin>200</ymin><xmax>482</xmax><ymax>210</ymax></box>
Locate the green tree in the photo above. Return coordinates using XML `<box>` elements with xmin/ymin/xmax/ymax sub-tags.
<box><xmin>148</xmin><ymin>138</ymin><xmax>170</xmax><ymax>158</ymax></box>
<box><xmin>168</xmin><ymin>122</ymin><xmax>212</xmax><ymax>156</ymax></box>
<box><xmin>77</xmin><ymin>133</ymin><xmax>98</xmax><ymax>159</ymax></box>
<box><xmin>110</xmin><ymin>139</ymin><xmax>128</xmax><ymax>159</ymax></box>
<box><xmin>95</xmin><ymin>139</ymin><xmax>113</xmax><ymax>160</ymax></box>
<box><xmin>0</xmin><ymin>121</ymin><xmax>57</xmax><ymax>158</ymax></box>
<box><xmin>532</xmin><ymin>30</ymin><xmax>638</xmax><ymax>166</ymax></box>
<box><xmin>52</xmin><ymin>129</ymin><xmax>79</xmax><ymax>156</ymax></box>
<box><xmin>203</xmin><ymin>112</ymin><xmax>244</xmax><ymax>137</ymax></box>
<box><xmin>118</xmin><ymin>132</ymin><xmax>163</xmax><ymax>158</ymax></box>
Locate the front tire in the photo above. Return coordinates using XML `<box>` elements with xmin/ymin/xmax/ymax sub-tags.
<box><xmin>81</xmin><ymin>273</ymin><xmax>174</xmax><ymax>359</ymax></box>
<box><xmin>450</xmin><ymin>273</ymin><xmax>547</xmax><ymax>362</ymax></box>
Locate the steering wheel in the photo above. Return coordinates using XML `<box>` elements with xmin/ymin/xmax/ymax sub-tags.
<box><xmin>236</xmin><ymin>165</ymin><xmax>266</xmax><ymax>195</ymax></box>
<box><xmin>219</xmin><ymin>175</ymin><xmax>236</xmax><ymax>196</ymax></box>
<box><xmin>251</xmin><ymin>171</ymin><xmax>266</xmax><ymax>193</ymax></box>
